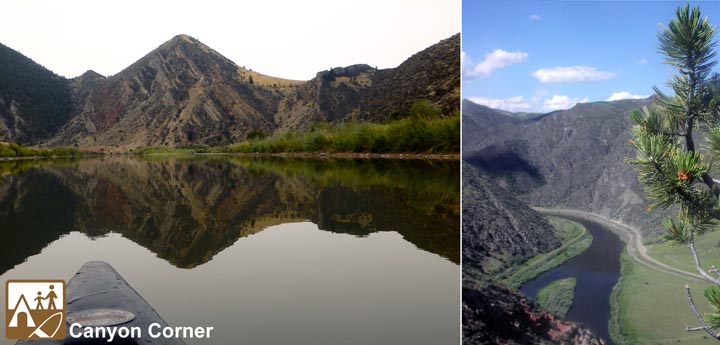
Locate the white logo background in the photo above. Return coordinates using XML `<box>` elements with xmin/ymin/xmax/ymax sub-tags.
<box><xmin>7</xmin><ymin>282</ymin><xmax>64</xmax><ymax>309</ymax></box>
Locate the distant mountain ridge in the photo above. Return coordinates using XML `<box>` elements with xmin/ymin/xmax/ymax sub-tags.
<box><xmin>0</xmin><ymin>34</ymin><xmax>459</xmax><ymax>149</ymax></box>
<box><xmin>463</xmin><ymin>97</ymin><xmax>668</xmax><ymax>236</ymax></box>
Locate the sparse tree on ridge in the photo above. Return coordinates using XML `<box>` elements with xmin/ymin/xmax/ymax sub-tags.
<box><xmin>630</xmin><ymin>3</ymin><xmax>720</xmax><ymax>339</ymax></box>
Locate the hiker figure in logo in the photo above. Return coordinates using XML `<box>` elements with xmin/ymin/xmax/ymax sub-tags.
<box><xmin>34</xmin><ymin>291</ymin><xmax>44</xmax><ymax>309</ymax></box>
<box><xmin>45</xmin><ymin>284</ymin><xmax>58</xmax><ymax>310</ymax></box>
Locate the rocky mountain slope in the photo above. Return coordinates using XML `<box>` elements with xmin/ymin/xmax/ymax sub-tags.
<box><xmin>462</xmin><ymin>100</ymin><xmax>522</xmax><ymax>151</ymax></box>
<box><xmin>274</xmin><ymin>64</ymin><xmax>376</xmax><ymax>131</ymax></box>
<box><xmin>0</xmin><ymin>43</ymin><xmax>73</xmax><ymax>143</ymax></box>
<box><xmin>358</xmin><ymin>34</ymin><xmax>460</xmax><ymax>120</ymax></box>
<box><xmin>50</xmin><ymin>35</ymin><xmax>294</xmax><ymax>149</ymax></box>
<box><xmin>0</xmin><ymin>34</ymin><xmax>459</xmax><ymax>149</ymax></box>
<box><xmin>463</xmin><ymin>162</ymin><xmax>559</xmax><ymax>277</ymax></box>
<box><xmin>463</xmin><ymin>98</ymin><xmax>668</xmax><ymax>236</ymax></box>
<box><xmin>463</xmin><ymin>281</ymin><xmax>607</xmax><ymax>345</ymax></box>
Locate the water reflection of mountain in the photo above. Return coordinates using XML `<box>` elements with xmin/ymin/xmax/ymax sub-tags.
<box><xmin>0</xmin><ymin>157</ymin><xmax>459</xmax><ymax>274</ymax></box>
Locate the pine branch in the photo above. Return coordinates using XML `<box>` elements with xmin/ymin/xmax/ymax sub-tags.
<box><xmin>689</xmin><ymin>232</ymin><xmax>720</xmax><ymax>284</ymax></box>
<box><xmin>686</xmin><ymin>118</ymin><xmax>696</xmax><ymax>152</ymax></box>
<box><xmin>685</xmin><ymin>284</ymin><xmax>720</xmax><ymax>338</ymax></box>
<box><xmin>683</xmin><ymin>114</ymin><xmax>720</xmax><ymax>201</ymax></box>
<box><xmin>702</xmin><ymin>172</ymin><xmax>720</xmax><ymax>200</ymax></box>
<box><xmin>710</xmin><ymin>265</ymin><xmax>720</xmax><ymax>279</ymax></box>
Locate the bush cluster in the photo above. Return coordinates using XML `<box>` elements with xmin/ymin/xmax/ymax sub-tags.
<box><xmin>225</xmin><ymin>113</ymin><xmax>459</xmax><ymax>154</ymax></box>
<box><xmin>0</xmin><ymin>142</ymin><xmax>87</xmax><ymax>158</ymax></box>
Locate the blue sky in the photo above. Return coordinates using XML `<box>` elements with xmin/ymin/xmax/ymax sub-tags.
<box><xmin>462</xmin><ymin>1</ymin><xmax>720</xmax><ymax>113</ymax></box>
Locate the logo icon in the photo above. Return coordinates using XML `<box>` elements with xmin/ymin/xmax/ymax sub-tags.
<box><xmin>5</xmin><ymin>280</ymin><xmax>66</xmax><ymax>340</ymax></box>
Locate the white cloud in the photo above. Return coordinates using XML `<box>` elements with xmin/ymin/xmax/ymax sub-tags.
<box><xmin>468</xmin><ymin>93</ymin><xmax>589</xmax><ymax>112</ymax></box>
<box><xmin>543</xmin><ymin>94</ymin><xmax>590</xmax><ymax>111</ymax></box>
<box><xmin>467</xmin><ymin>96</ymin><xmax>531</xmax><ymax>112</ymax></box>
<box><xmin>634</xmin><ymin>57</ymin><xmax>647</xmax><ymax>64</ymax></box>
<box><xmin>607</xmin><ymin>91</ymin><xmax>649</xmax><ymax>101</ymax></box>
<box><xmin>532</xmin><ymin>66</ymin><xmax>615</xmax><ymax>83</ymax></box>
<box><xmin>461</xmin><ymin>51</ymin><xmax>471</xmax><ymax>73</ymax></box>
<box><xmin>529</xmin><ymin>14</ymin><xmax>541</xmax><ymax>20</ymax></box>
<box><xmin>464</xmin><ymin>49</ymin><xmax>529</xmax><ymax>79</ymax></box>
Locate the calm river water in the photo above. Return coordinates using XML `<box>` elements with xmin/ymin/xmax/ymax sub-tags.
<box><xmin>520</xmin><ymin>216</ymin><xmax>623</xmax><ymax>344</ymax></box>
<box><xmin>0</xmin><ymin>156</ymin><xmax>460</xmax><ymax>345</ymax></box>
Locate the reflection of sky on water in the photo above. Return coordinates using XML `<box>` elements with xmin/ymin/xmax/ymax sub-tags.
<box><xmin>1</xmin><ymin>222</ymin><xmax>459</xmax><ymax>345</ymax></box>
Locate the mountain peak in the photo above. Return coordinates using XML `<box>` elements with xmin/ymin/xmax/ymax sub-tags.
<box><xmin>159</xmin><ymin>34</ymin><xmax>210</xmax><ymax>52</ymax></box>
<box><xmin>165</xmin><ymin>34</ymin><xmax>208</xmax><ymax>48</ymax></box>
<box><xmin>78</xmin><ymin>70</ymin><xmax>105</xmax><ymax>80</ymax></box>
<box><xmin>127</xmin><ymin>33</ymin><xmax>238</xmax><ymax>78</ymax></box>
<box><xmin>172</xmin><ymin>34</ymin><xmax>194</xmax><ymax>42</ymax></box>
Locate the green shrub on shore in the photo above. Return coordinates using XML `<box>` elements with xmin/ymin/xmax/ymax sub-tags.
<box><xmin>536</xmin><ymin>278</ymin><xmax>576</xmax><ymax>318</ymax></box>
<box><xmin>132</xmin><ymin>146</ymin><xmax>200</xmax><ymax>155</ymax></box>
<box><xmin>499</xmin><ymin>217</ymin><xmax>592</xmax><ymax>288</ymax></box>
<box><xmin>225</xmin><ymin>113</ymin><xmax>460</xmax><ymax>154</ymax></box>
<box><xmin>0</xmin><ymin>142</ymin><xmax>90</xmax><ymax>158</ymax></box>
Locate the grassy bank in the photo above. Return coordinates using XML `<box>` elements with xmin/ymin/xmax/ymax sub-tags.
<box><xmin>130</xmin><ymin>115</ymin><xmax>459</xmax><ymax>156</ymax></box>
<box><xmin>610</xmin><ymin>252</ymin><xmax>715</xmax><ymax>344</ymax></box>
<box><xmin>225</xmin><ymin>114</ymin><xmax>459</xmax><ymax>154</ymax></box>
<box><xmin>536</xmin><ymin>278</ymin><xmax>576</xmax><ymax>318</ymax></box>
<box><xmin>131</xmin><ymin>146</ymin><xmax>199</xmax><ymax>155</ymax></box>
<box><xmin>611</xmin><ymin>229</ymin><xmax>720</xmax><ymax>344</ymax></box>
<box><xmin>500</xmin><ymin>216</ymin><xmax>592</xmax><ymax>288</ymax></box>
<box><xmin>647</xmin><ymin>229</ymin><xmax>720</xmax><ymax>274</ymax></box>
<box><xmin>0</xmin><ymin>142</ymin><xmax>89</xmax><ymax>158</ymax></box>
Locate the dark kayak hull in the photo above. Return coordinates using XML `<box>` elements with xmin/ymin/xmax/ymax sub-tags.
<box><xmin>17</xmin><ymin>261</ymin><xmax>185</xmax><ymax>344</ymax></box>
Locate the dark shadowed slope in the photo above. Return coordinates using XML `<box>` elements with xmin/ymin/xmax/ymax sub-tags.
<box><xmin>462</xmin><ymin>162</ymin><xmax>559</xmax><ymax>277</ymax></box>
<box><xmin>0</xmin><ymin>43</ymin><xmax>73</xmax><ymax>143</ymax></box>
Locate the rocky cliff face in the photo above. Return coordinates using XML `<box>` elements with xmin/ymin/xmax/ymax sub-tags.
<box><xmin>0</xmin><ymin>34</ymin><xmax>459</xmax><ymax>149</ymax></box>
<box><xmin>463</xmin><ymin>162</ymin><xmax>559</xmax><ymax>277</ymax></box>
<box><xmin>277</xmin><ymin>33</ymin><xmax>460</xmax><ymax>129</ymax></box>
<box><xmin>463</xmin><ymin>98</ymin><xmax>668</xmax><ymax>236</ymax></box>
<box><xmin>358</xmin><ymin>33</ymin><xmax>461</xmax><ymax>120</ymax></box>
<box><xmin>275</xmin><ymin>64</ymin><xmax>376</xmax><ymax>131</ymax></box>
<box><xmin>463</xmin><ymin>282</ymin><xmax>607</xmax><ymax>345</ymax></box>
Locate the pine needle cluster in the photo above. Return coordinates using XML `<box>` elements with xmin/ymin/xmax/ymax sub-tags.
<box><xmin>630</xmin><ymin>4</ymin><xmax>720</xmax><ymax>338</ymax></box>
